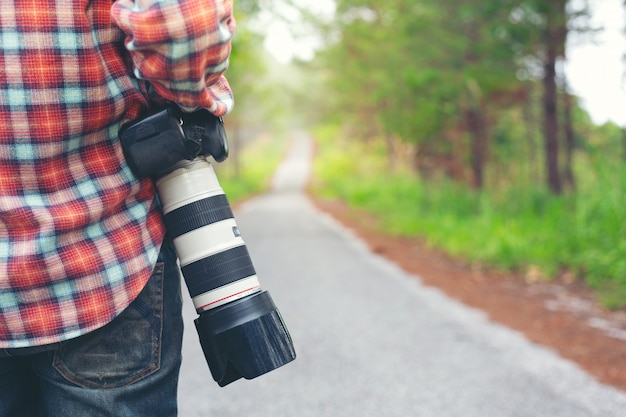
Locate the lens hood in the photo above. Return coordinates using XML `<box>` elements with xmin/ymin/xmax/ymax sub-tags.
<box><xmin>194</xmin><ymin>291</ymin><xmax>296</xmax><ymax>387</ymax></box>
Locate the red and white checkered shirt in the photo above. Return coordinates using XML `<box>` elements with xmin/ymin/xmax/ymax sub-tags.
<box><xmin>0</xmin><ymin>0</ymin><xmax>235</xmax><ymax>347</ymax></box>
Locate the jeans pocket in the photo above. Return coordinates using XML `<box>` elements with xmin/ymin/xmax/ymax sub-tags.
<box><xmin>53</xmin><ymin>263</ymin><xmax>165</xmax><ymax>389</ymax></box>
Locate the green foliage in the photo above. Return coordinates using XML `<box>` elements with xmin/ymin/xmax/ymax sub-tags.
<box><xmin>215</xmin><ymin>133</ymin><xmax>288</xmax><ymax>203</ymax></box>
<box><xmin>311</xmin><ymin>126</ymin><xmax>626</xmax><ymax>308</ymax></box>
<box><xmin>311</xmin><ymin>0</ymin><xmax>601</xmax><ymax>192</ymax></box>
<box><xmin>321</xmin><ymin>0</ymin><xmax>528</xmax><ymax>146</ymax></box>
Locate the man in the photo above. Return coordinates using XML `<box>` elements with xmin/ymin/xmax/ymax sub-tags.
<box><xmin>0</xmin><ymin>0</ymin><xmax>235</xmax><ymax>415</ymax></box>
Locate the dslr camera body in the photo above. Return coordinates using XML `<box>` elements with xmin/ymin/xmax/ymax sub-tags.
<box><xmin>120</xmin><ymin>105</ymin><xmax>296</xmax><ymax>387</ymax></box>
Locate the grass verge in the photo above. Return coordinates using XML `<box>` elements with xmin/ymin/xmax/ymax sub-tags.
<box><xmin>310</xmin><ymin>126</ymin><xmax>626</xmax><ymax>308</ymax></box>
<box><xmin>214</xmin><ymin>131</ymin><xmax>289</xmax><ymax>203</ymax></box>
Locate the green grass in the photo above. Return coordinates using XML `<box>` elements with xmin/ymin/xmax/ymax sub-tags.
<box><xmin>311</xmin><ymin>126</ymin><xmax>626</xmax><ymax>308</ymax></box>
<box><xmin>214</xmin><ymin>132</ymin><xmax>288</xmax><ymax>203</ymax></box>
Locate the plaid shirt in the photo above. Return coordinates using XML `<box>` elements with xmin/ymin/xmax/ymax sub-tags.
<box><xmin>0</xmin><ymin>0</ymin><xmax>235</xmax><ymax>348</ymax></box>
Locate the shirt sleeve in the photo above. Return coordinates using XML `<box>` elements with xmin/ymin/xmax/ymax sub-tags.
<box><xmin>110</xmin><ymin>0</ymin><xmax>235</xmax><ymax>115</ymax></box>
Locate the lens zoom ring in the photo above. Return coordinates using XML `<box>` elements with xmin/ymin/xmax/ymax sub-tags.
<box><xmin>164</xmin><ymin>194</ymin><xmax>233</xmax><ymax>238</ymax></box>
<box><xmin>182</xmin><ymin>245</ymin><xmax>257</xmax><ymax>297</ymax></box>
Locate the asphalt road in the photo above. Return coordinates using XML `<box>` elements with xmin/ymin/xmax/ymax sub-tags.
<box><xmin>178</xmin><ymin>133</ymin><xmax>626</xmax><ymax>417</ymax></box>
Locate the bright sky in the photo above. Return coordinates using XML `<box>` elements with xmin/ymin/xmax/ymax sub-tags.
<box><xmin>262</xmin><ymin>0</ymin><xmax>335</xmax><ymax>63</ymax></box>
<box><xmin>566</xmin><ymin>0</ymin><xmax>626</xmax><ymax>126</ymax></box>
<box><xmin>264</xmin><ymin>0</ymin><xmax>626</xmax><ymax>126</ymax></box>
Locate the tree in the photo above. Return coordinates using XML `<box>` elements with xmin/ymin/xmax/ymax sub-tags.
<box><xmin>322</xmin><ymin>0</ymin><xmax>529</xmax><ymax>187</ymax></box>
<box><xmin>541</xmin><ymin>0</ymin><xmax>566</xmax><ymax>194</ymax></box>
<box><xmin>312</xmin><ymin>0</ymin><xmax>600</xmax><ymax>193</ymax></box>
<box><xmin>516</xmin><ymin>0</ymin><xmax>593</xmax><ymax>194</ymax></box>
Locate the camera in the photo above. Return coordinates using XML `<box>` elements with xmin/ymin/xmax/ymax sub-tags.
<box><xmin>120</xmin><ymin>105</ymin><xmax>296</xmax><ymax>387</ymax></box>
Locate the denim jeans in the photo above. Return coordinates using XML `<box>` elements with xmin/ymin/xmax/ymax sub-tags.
<box><xmin>0</xmin><ymin>241</ymin><xmax>184</xmax><ymax>417</ymax></box>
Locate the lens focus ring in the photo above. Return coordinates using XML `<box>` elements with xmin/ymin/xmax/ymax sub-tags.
<box><xmin>164</xmin><ymin>194</ymin><xmax>233</xmax><ymax>238</ymax></box>
<box><xmin>182</xmin><ymin>245</ymin><xmax>257</xmax><ymax>297</ymax></box>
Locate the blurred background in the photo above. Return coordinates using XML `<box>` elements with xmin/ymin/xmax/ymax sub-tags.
<box><xmin>217</xmin><ymin>0</ymin><xmax>626</xmax><ymax>309</ymax></box>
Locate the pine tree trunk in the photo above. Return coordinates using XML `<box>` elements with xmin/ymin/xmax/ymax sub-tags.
<box><xmin>542</xmin><ymin>12</ymin><xmax>563</xmax><ymax>195</ymax></box>
<box><xmin>622</xmin><ymin>128</ymin><xmax>626</xmax><ymax>164</ymax></box>
<box><xmin>562</xmin><ymin>89</ymin><xmax>576</xmax><ymax>190</ymax></box>
<box><xmin>466</xmin><ymin>107</ymin><xmax>488</xmax><ymax>189</ymax></box>
<box><xmin>523</xmin><ymin>83</ymin><xmax>540</xmax><ymax>185</ymax></box>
